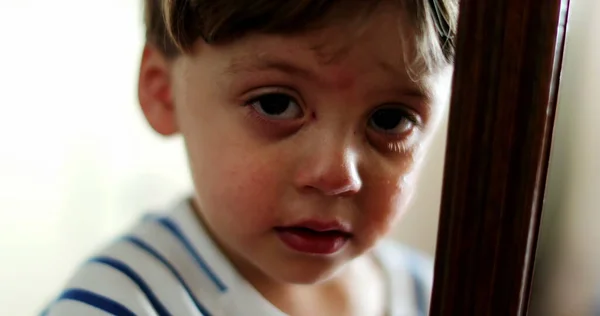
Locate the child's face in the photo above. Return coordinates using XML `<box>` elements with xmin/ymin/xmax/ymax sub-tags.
<box><xmin>139</xmin><ymin>6</ymin><xmax>451</xmax><ymax>285</ymax></box>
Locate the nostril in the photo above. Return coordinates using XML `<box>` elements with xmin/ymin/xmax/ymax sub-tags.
<box><xmin>323</xmin><ymin>181</ymin><xmax>361</xmax><ymax>196</ymax></box>
<box><xmin>294</xmin><ymin>146</ymin><xmax>362</xmax><ymax>196</ymax></box>
<box><xmin>296</xmin><ymin>161</ymin><xmax>362</xmax><ymax>196</ymax></box>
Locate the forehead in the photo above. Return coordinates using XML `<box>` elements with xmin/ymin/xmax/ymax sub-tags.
<box><xmin>182</xmin><ymin>5</ymin><xmax>449</xmax><ymax>99</ymax></box>
<box><xmin>223</xmin><ymin>50</ymin><xmax>433</xmax><ymax>98</ymax></box>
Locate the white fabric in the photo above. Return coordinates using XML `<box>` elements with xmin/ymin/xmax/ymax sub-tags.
<box><xmin>43</xmin><ymin>199</ymin><xmax>432</xmax><ymax>316</ymax></box>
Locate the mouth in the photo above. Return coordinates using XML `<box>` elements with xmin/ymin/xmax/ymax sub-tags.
<box><xmin>274</xmin><ymin>220</ymin><xmax>353</xmax><ymax>255</ymax></box>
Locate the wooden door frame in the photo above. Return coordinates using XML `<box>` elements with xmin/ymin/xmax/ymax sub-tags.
<box><xmin>430</xmin><ymin>0</ymin><xmax>571</xmax><ymax>315</ymax></box>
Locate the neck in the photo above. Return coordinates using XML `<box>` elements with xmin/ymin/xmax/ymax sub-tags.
<box><xmin>237</xmin><ymin>253</ymin><xmax>386</xmax><ymax>316</ymax></box>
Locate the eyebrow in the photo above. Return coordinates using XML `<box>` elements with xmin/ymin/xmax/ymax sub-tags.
<box><xmin>224</xmin><ymin>55</ymin><xmax>316</xmax><ymax>80</ymax></box>
<box><xmin>377</xmin><ymin>60</ymin><xmax>434</xmax><ymax>100</ymax></box>
<box><xmin>225</xmin><ymin>54</ymin><xmax>434</xmax><ymax>101</ymax></box>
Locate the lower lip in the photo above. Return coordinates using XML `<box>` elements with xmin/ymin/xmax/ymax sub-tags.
<box><xmin>275</xmin><ymin>228</ymin><xmax>350</xmax><ymax>255</ymax></box>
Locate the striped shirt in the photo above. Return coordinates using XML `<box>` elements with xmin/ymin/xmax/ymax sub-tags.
<box><xmin>42</xmin><ymin>199</ymin><xmax>433</xmax><ymax>316</ymax></box>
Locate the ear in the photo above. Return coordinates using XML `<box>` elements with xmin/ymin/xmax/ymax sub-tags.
<box><xmin>138</xmin><ymin>44</ymin><xmax>178</xmax><ymax>136</ymax></box>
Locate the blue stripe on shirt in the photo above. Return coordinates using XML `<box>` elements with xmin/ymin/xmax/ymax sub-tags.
<box><xmin>144</xmin><ymin>215</ymin><xmax>228</xmax><ymax>293</ymax></box>
<box><xmin>412</xmin><ymin>272</ymin><xmax>426</xmax><ymax>316</ymax></box>
<box><xmin>54</xmin><ymin>288</ymin><xmax>136</xmax><ymax>316</ymax></box>
<box><xmin>406</xmin><ymin>254</ymin><xmax>428</xmax><ymax>316</ymax></box>
<box><xmin>123</xmin><ymin>235</ymin><xmax>212</xmax><ymax>316</ymax></box>
<box><xmin>90</xmin><ymin>256</ymin><xmax>172</xmax><ymax>316</ymax></box>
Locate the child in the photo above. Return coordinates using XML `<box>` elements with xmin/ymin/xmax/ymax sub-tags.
<box><xmin>43</xmin><ymin>0</ymin><xmax>457</xmax><ymax>315</ymax></box>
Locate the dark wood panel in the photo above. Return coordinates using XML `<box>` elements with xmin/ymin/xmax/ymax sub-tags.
<box><xmin>429</xmin><ymin>0</ymin><xmax>571</xmax><ymax>315</ymax></box>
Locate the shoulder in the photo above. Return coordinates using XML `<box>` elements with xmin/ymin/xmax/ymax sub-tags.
<box><xmin>373</xmin><ymin>239</ymin><xmax>434</xmax><ymax>315</ymax></box>
<box><xmin>42</xmin><ymin>234</ymin><xmax>163</xmax><ymax>315</ymax></box>
<box><xmin>42</xmin><ymin>210</ymin><xmax>213</xmax><ymax>316</ymax></box>
<box><xmin>375</xmin><ymin>239</ymin><xmax>434</xmax><ymax>285</ymax></box>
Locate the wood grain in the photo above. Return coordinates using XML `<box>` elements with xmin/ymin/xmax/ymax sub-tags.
<box><xmin>429</xmin><ymin>0</ymin><xmax>571</xmax><ymax>315</ymax></box>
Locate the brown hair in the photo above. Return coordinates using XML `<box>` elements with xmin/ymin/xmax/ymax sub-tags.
<box><xmin>143</xmin><ymin>0</ymin><xmax>458</xmax><ymax>73</ymax></box>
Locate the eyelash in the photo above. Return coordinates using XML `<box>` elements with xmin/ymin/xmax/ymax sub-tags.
<box><xmin>368</xmin><ymin>108</ymin><xmax>421</xmax><ymax>154</ymax></box>
<box><xmin>243</xmin><ymin>86</ymin><xmax>300</xmax><ymax>102</ymax></box>
<box><xmin>242</xmin><ymin>89</ymin><xmax>305</xmax><ymax>132</ymax></box>
<box><xmin>373</xmin><ymin>108</ymin><xmax>420</xmax><ymax>128</ymax></box>
<box><xmin>245</xmin><ymin>102</ymin><xmax>298</xmax><ymax>128</ymax></box>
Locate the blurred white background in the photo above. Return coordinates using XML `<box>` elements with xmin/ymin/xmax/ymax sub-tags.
<box><xmin>0</xmin><ymin>1</ymin><xmax>192</xmax><ymax>314</ymax></box>
<box><xmin>528</xmin><ymin>0</ymin><xmax>600</xmax><ymax>314</ymax></box>
<box><xmin>0</xmin><ymin>0</ymin><xmax>598</xmax><ymax>315</ymax></box>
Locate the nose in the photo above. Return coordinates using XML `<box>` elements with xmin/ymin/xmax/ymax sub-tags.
<box><xmin>294</xmin><ymin>141</ymin><xmax>362</xmax><ymax>197</ymax></box>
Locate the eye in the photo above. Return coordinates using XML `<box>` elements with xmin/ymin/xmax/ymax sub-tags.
<box><xmin>248</xmin><ymin>93</ymin><xmax>303</xmax><ymax>120</ymax></box>
<box><xmin>368</xmin><ymin>107</ymin><xmax>416</xmax><ymax>135</ymax></box>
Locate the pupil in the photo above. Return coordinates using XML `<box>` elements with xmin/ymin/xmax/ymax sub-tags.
<box><xmin>372</xmin><ymin>108</ymin><xmax>402</xmax><ymax>130</ymax></box>
<box><xmin>260</xmin><ymin>94</ymin><xmax>290</xmax><ymax>115</ymax></box>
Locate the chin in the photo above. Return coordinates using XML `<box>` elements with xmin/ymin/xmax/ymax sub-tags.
<box><xmin>267</xmin><ymin>258</ymin><xmax>346</xmax><ymax>285</ymax></box>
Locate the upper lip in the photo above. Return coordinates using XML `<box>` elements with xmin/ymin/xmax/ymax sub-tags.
<box><xmin>277</xmin><ymin>219</ymin><xmax>352</xmax><ymax>234</ymax></box>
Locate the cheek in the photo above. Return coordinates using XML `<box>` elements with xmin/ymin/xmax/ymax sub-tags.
<box><xmin>188</xmin><ymin>140</ymin><xmax>285</xmax><ymax>232</ymax></box>
<box><xmin>174</xmin><ymin>80</ymin><xmax>281</xmax><ymax>230</ymax></box>
<box><xmin>357</xmin><ymin>158</ymin><xmax>422</xmax><ymax>241</ymax></box>
<box><xmin>361</xmin><ymin>179</ymin><xmax>413</xmax><ymax>233</ymax></box>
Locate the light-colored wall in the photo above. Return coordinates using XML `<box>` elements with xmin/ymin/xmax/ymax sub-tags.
<box><xmin>0</xmin><ymin>1</ymin><xmax>190</xmax><ymax>314</ymax></box>
<box><xmin>529</xmin><ymin>0</ymin><xmax>600</xmax><ymax>314</ymax></box>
